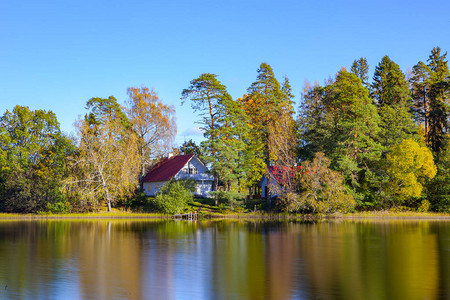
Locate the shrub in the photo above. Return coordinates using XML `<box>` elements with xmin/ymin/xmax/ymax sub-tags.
<box><xmin>283</xmin><ymin>152</ymin><xmax>355</xmax><ymax>214</ymax></box>
<box><xmin>149</xmin><ymin>180</ymin><xmax>194</xmax><ymax>214</ymax></box>
<box><xmin>46</xmin><ymin>200</ymin><xmax>72</xmax><ymax>214</ymax></box>
<box><xmin>417</xmin><ymin>200</ymin><xmax>430</xmax><ymax>212</ymax></box>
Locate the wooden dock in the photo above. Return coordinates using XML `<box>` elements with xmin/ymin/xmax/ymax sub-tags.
<box><xmin>173</xmin><ymin>212</ymin><xmax>198</xmax><ymax>220</ymax></box>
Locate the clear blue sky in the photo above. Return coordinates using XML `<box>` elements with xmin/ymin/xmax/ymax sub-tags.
<box><xmin>1</xmin><ymin>0</ymin><xmax>449</xmax><ymax>146</ymax></box>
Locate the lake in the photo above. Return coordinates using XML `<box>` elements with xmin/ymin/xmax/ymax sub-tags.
<box><xmin>0</xmin><ymin>219</ymin><xmax>448</xmax><ymax>299</ymax></box>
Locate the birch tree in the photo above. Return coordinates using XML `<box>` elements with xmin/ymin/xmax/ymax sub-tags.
<box><xmin>126</xmin><ymin>87</ymin><xmax>176</xmax><ymax>180</ymax></box>
<box><xmin>72</xmin><ymin>97</ymin><xmax>140</xmax><ymax>212</ymax></box>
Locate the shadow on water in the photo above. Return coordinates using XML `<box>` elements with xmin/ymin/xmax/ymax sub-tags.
<box><xmin>0</xmin><ymin>219</ymin><xmax>448</xmax><ymax>299</ymax></box>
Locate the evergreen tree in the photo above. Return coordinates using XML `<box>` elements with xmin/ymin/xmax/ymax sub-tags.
<box><xmin>411</xmin><ymin>47</ymin><xmax>449</xmax><ymax>153</ymax></box>
<box><xmin>427</xmin><ymin>47</ymin><xmax>449</xmax><ymax>153</ymax></box>
<box><xmin>246</xmin><ymin>63</ymin><xmax>294</xmax><ymax>205</ymax></box>
<box><xmin>181</xmin><ymin>73</ymin><xmax>231</xmax><ymax>195</ymax></box>
<box><xmin>411</xmin><ymin>62</ymin><xmax>430</xmax><ymax>141</ymax></box>
<box><xmin>179</xmin><ymin>139</ymin><xmax>202</xmax><ymax>156</ymax></box>
<box><xmin>299</xmin><ymin>69</ymin><xmax>382</xmax><ymax>204</ymax></box>
<box><xmin>297</xmin><ymin>82</ymin><xmax>329</xmax><ymax>161</ymax></box>
<box><xmin>426</xmin><ymin>141</ymin><xmax>450</xmax><ymax>212</ymax></box>
<box><xmin>371</xmin><ymin>55</ymin><xmax>419</xmax><ymax>149</ymax></box>
<box><xmin>351</xmin><ymin>57</ymin><xmax>369</xmax><ymax>88</ymax></box>
<box><xmin>324</xmin><ymin>70</ymin><xmax>382</xmax><ymax>200</ymax></box>
<box><xmin>238</xmin><ymin>94</ymin><xmax>266</xmax><ymax>198</ymax></box>
<box><xmin>207</xmin><ymin>96</ymin><xmax>251</xmax><ymax>195</ymax></box>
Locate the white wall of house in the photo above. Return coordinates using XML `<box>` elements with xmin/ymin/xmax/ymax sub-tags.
<box><xmin>143</xmin><ymin>181</ymin><xmax>167</xmax><ymax>197</ymax></box>
<box><xmin>195</xmin><ymin>180</ymin><xmax>213</xmax><ymax>198</ymax></box>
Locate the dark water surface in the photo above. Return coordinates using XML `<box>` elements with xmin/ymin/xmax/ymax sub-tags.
<box><xmin>0</xmin><ymin>219</ymin><xmax>449</xmax><ymax>299</ymax></box>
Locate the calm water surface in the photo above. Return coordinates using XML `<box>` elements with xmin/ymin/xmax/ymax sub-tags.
<box><xmin>0</xmin><ymin>219</ymin><xmax>449</xmax><ymax>299</ymax></box>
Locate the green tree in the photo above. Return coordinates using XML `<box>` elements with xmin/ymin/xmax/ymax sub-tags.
<box><xmin>246</xmin><ymin>63</ymin><xmax>285</xmax><ymax>166</ymax></box>
<box><xmin>411</xmin><ymin>47</ymin><xmax>449</xmax><ymax>153</ymax></box>
<box><xmin>207</xmin><ymin>96</ymin><xmax>251</xmax><ymax>196</ymax></box>
<box><xmin>324</xmin><ymin>70</ymin><xmax>382</xmax><ymax>200</ymax></box>
<box><xmin>85</xmin><ymin>96</ymin><xmax>130</xmax><ymax>129</ymax></box>
<box><xmin>297</xmin><ymin>82</ymin><xmax>328</xmax><ymax>160</ymax></box>
<box><xmin>371</xmin><ymin>55</ymin><xmax>419</xmax><ymax>148</ymax></box>
<box><xmin>71</xmin><ymin>97</ymin><xmax>140</xmax><ymax>212</ymax></box>
<box><xmin>0</xmin><ymin>106</ymin><xmax>74</xmax><ymax>212</ymax></box>
<box><xmin>179</xmin><ymin>139</ymin><xmax>203</xmax><ymax>156</ymax></box>
<box><xmin>238</xmin><ymin>94</ymin><xmax>265</xmax><ymax>198</ymax></box>
<box><xmin>426</xmin><ymin>143</ymin><xmax>450</xmax><ymax>212</ymax></box>
<box><xmin>246</xmin><ymin>63</ymin><xmax>294</xmax><ymax>204</ymax></box>
<box><xmin>351</xmin><ymin>57</ymin><xmax>369</xmax><ymax>88</ymax></box>
<box><xmin>299</xmin><ymin>70</ymin><xmax>383</xmax><ymax>204</ymax></box>
<box><xmin>150</xmin><ymin>180</ymin><xmax>194</xmax><ymax>214</ymax></box>
<box><xmin>181</xmin><ymin>73</ymin><xmax>231</xmax><ymax>193</ymax></box>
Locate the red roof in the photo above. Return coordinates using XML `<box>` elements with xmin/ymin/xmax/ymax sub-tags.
<box><xmin>268</xmin><ymin>165</ymin><xmax>302</xmax><ymax>185</ymax></box>
<box><xmin>142</xmin><ymin>154</ymin><xmax>194</xmax><ymax>182</ymax></box>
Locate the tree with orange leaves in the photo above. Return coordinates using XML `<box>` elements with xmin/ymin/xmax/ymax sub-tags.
<box><xmin>245</xmin><ymin>63</ymin><xmax>296</xmax><ymax>205</ymax></box>
<box><xmin>126</xmin><ymin>87</ymin><xmax>176</xmax><ymax>180</ymax></box>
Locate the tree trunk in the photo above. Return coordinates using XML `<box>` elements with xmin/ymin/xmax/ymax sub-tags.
<box><xmin>213</xmin><ymin>172</ymin><xmax>219</xmax><ymax>206</ymax></box>
<box><xmin>265</xmin><ymin>132</ymin><xmax>272</xmax><ymax>208</ymax></box>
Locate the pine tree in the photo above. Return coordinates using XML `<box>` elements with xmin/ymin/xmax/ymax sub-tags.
<box><xmin>208</xmin><ymin>96</ymin><xmax>251</xmax><ymax>195</ymax></box>
<box><xmin>411</xmin><ymin>47</ymin><xmax>449</xmax><ymax>153</ymax></box>
<box><xmin>371</xmin><ymin>55</ymin><xmax>419</xmax><ymax>149</ymax></box>
<box><xmin>427</xmin><ymin>47</ymin><xmax>449</xmax><ymax>153</ymax></box>
<box><xmin>297</xmin><ymin>82</ymin><xmax>330</xmax><ymax>160</ymax></box>
<box><xmin>181</xmin><ymin>73</ymin><xmax>231</xmax><ymax>196</ymax></box>
<box><xmin>246</xmin><ymin>63</ymin><xmax>294</xmax><ymax>205</ymax></box>
<box><xmin>351</xmin><ymin>57</ymin><xmax>369</xmax><ymax>88</ymax></box>
<box><xmin>324</xmin><ymin>69</ymin><xmax>382</xmax><ymax>203</ymax></box>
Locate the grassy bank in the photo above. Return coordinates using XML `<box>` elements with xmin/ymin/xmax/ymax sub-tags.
<box><xmin>0</xmin><ymin>210</ymin><xmax>448</xmax><ymax>221</ymax></box>
<box><xmin>0</xmin><ymin>211</ymin><xmax>170</xmax><ymax>220</ymax></box>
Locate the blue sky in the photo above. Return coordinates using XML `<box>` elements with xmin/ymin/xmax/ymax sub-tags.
<box><xmin>1</xmin><ymin>0</ymin><xmax>449</xmax><ymax>146</ymax></box>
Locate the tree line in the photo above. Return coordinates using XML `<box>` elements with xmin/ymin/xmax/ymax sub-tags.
<box><xmin>182</xmin><ymin>47</ymin><xmax>449</xmax><ymax>213</ymax></box>
<box><xmin>0</xmin><ymin>88</ymin><xmax>176</xmax><ymax>213</ymax></box>
<box><xmin>0</xmin><ymin>47</ymin><xmax>448</xmax><ymax>213</ymax></box>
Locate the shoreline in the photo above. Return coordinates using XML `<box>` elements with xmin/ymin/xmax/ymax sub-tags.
<box><xmin>0</xmin><ymin>211</ymin><xmax>449</xmax><ymax>221</ymax></box>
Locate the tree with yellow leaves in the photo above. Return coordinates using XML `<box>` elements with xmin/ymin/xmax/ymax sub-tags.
<box><xmin>126</xmin><ymin>87</ymin><xmax>176</xmax><ymax>180</ymax></box>
<box><xmin>72</xmin><ymin>97</ymin><xmax>140</xmax><ymax>212</ymax></box>
<box><xmin>246</xmin><ymin>64</ymin><xmax>295</xmax><ymax>205</ymax></box>
<box><xmin>385</xmin><ymin>138</ymin><xmax>437</xmax><ymax>203</ymax></box>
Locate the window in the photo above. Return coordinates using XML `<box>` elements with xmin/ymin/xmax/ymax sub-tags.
<box><xmin>189</xmin><ymin>167</ymin><xmax>198</xmax><ymax>174</ymax></box>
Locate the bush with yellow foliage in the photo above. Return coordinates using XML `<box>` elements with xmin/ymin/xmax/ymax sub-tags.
<box><xmin>385</xmin><ymin>138</ymin><xmax>437</xmax><ymax>204</ymax></box>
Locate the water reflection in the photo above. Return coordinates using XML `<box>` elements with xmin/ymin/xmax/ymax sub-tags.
<box><xmin>0</xmin><ymin>219</ymin><xmax>448</xmax><ymax>299</ymax></box>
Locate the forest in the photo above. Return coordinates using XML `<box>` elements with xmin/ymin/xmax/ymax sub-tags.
<box><xmin>0</xmin><ymin>47</ymin><xmax>449</xmax><ymax>214</ymax></box>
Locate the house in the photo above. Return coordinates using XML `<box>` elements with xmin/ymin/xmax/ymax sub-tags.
<box><xmin>259</xmin><ymin>166</ymin><xmax>300</xmax><ymax>199</ymax></box>
<box><xmin>142</xmin><ymin>154</ymin><xmax>214</xmax><ymax>198</ymax></box>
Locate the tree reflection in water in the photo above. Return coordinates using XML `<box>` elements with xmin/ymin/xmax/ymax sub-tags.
<box><xmin>0</xmin><ymin>219</ymin><xmax>448</xmax><ymax>299</ymax></box>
